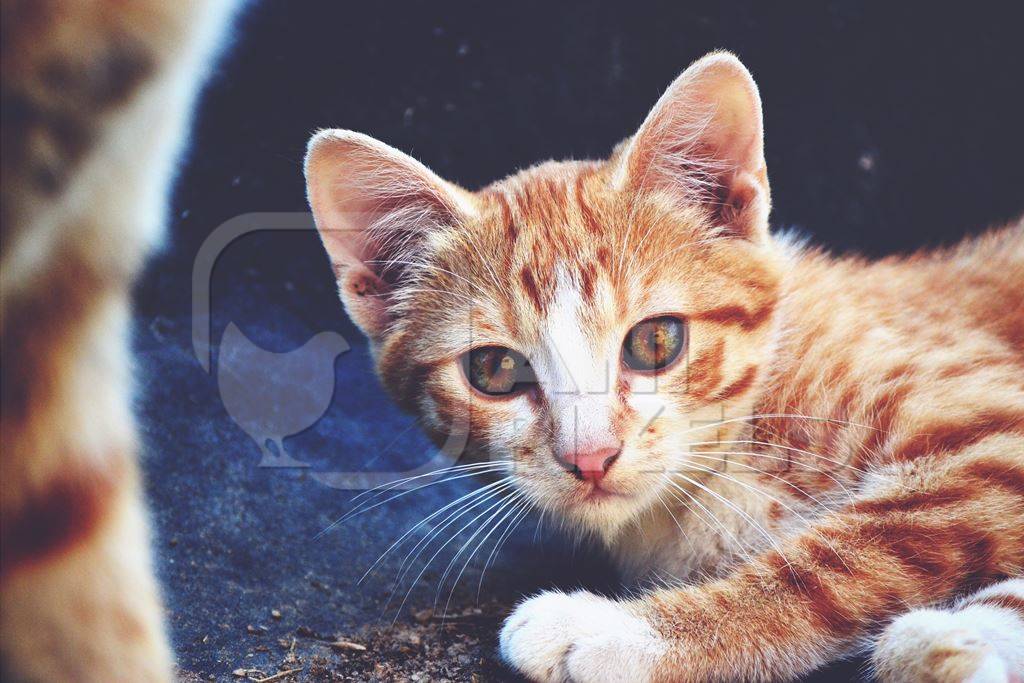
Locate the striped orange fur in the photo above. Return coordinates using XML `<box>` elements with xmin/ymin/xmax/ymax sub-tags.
<box><xmin>1</xmin><ymin>1</ymin><xmax>234</xmax><ymax>680</ymax></box>
<box><xmin>307</xmin><ymin>52</ymin><xmax>1023</xmax><ymax>681</ymax></box>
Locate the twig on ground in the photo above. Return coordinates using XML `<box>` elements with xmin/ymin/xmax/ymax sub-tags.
<box><xmin>251</xmin><ymin>667</ymin><xmax>303</xmax><ymax>683</ymax></box>
<box><xmin>330</xmin><ymin>639</ymin><xmax>367</xmax><ymax>652</ymax></box>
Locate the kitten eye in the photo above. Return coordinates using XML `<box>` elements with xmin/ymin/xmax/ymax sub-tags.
<box><xmin>463</xmin><ymin>346</ymin><xmax>536</xmax><ymax>397</ymax></box>
<box><xmin>622</xmin><ymin>316</ymin><xmax>687</xmax><ymax>372</ymax></box>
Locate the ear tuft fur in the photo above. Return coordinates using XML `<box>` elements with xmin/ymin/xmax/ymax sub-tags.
<box><xmin>304</xmin><ymin>129</ymin><xmax>476</xmax><ymax>340</ymax></box>
<box><xmin>616</xmin><ymin>51</ymin><xmax>770</xmax><ymax>240</ymax></box>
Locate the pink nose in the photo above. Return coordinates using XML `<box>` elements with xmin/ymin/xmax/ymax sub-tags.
<box><xmin>558</xmin><ymin>447</ymin><xmax>621</xmax><ymax>483</ymax></box>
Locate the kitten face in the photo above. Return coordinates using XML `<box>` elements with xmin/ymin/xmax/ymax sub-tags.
<box><xmin>307</xmin><ymin>52</ymin><xmax>782</xmax><ymax>539</ymax></box>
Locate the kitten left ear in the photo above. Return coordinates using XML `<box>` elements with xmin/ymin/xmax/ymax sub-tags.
<box><xmin>616</xmin><ymin>51</ymin><xmax>770</xmax><ymax>241</ymax></box>
<box><xmin>305</xmin><ymin>129</ymin><xmax>477</xmax><ymax>341</ymax></box>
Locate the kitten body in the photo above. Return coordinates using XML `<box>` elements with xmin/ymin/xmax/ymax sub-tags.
<box><xmin>306</xmin><ymin>53</ymin><xmax>1024</xmax><ymax>681</ymax></box>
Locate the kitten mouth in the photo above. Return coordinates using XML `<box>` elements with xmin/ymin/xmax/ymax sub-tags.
<box><xmin>579</xmin><ymin>483</ymin><xmax>625</xmax><ymax>502</ymax></box>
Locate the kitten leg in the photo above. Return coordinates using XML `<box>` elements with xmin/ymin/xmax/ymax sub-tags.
<box><xmin>501</xmin><ymin>444</ymin><xmax>1024</xmax><ymax>682</ymax></box>
<box><xmin>872</xmin><ymin>578</ymin><xmax>1024</xmax><ymax>683</ymax></box>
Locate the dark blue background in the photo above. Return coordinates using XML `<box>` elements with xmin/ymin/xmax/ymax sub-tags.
<box><xmin>135</xmin><ymin>1</ymin><xmax>1024</xmax><ymax>679</ymax></box>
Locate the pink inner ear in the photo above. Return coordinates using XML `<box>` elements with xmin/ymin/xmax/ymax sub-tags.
<box><xmin>306</xmin><ymin>129</ymin><xmax>474</xmax><ymax>282</ymax></box>
<box><xmin>619</xmin><ymin>53</ymin><xmax>770</xmax><ymax>239</ymax></box>
<box><xmin>305</xmin><ymin>129</ymin><xmax>477</xmax><ymax>340</ymax></box>
<box><xmin>338</xmin><ymin>266</ymin><xmax>392</xmax><ymax>340</ymax></box>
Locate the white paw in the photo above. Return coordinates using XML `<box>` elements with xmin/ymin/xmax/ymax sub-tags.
<box><xmin>873</xmin><ymin>609</ymin><xmax>1011</xmax><ymax>683</ymax></box>
<box><xmin>499</xmin><ymin>591</ymin><xmax>666</xmax><ymax>683</ymax></box>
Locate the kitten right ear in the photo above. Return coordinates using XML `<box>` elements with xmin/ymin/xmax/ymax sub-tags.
<box><xmin>615</xmin><ymin>52</ymin><xmax>770</xmax><ymax>241</ymax></box>
<box><xmin>305</xmin><ymin>130</ymin><xmax>476</xmax><ymax>341</ymax></box>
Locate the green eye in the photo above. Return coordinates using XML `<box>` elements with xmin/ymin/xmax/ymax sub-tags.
<box><xmin>463</xmin><ymin>346</ymin><xmax>536</xmax><ymax>396</ymax></box>
<box><xmin>622</xmin><ymin>316</ymin><xmax>687</xmax><ymax>372</ymax></box>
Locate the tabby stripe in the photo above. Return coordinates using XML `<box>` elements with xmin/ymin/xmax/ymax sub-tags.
<box><xmin>519</xmin><ymin>266</ymin><xmax>544</xmax><ymax>312</ymax></box>
<box><xmin>856</xmin><ymin>383</ymin><xmax>915</xmax><ymax>464</ymax></box>
<box><xmin>853</xmin><ymin>520</ymin><xmax>1002</xmax><ymax>593</ymax></box>
<box><xmin>713</xmin><ymin>365</ymin><xmax>758</xmax><ymax>401</ymax></box>
<box><xmin>954</xmin><ymin>525</ymin><xmax>1003</xmax><ymax>592</ymax></box>
<box><xmin>0</xmin><ymin>458</ymin><xmax>124</xmax><ymax>578</ymax></box>
<box><xmin>855</xmin><ymin>520</ymin><xmax>956</xmax><ymax>579</ymax></box>
<box><xmin>767</xmin><ymin>553</ymin><xmax>859</xmax><ymax>635</ymax></box>
<box><xmin>691</xmin><ymin>301</ymin><xmax>774</xmax><ymax>331</ymax></box>
<box><xmin>851</xmin><ymin>485</ymin><xmax>976</xmax><ymax>516</ymax></box>
<box><xmin>495</xmin><ymin>191</ymin><xmax>518</xmax><ymax>244</ymax></box>
<box><xmin>965</xmin><ymin>594</ymin><xmax>1024</xmax><ymax>617</ymax></box>
<box><xmin>881</xmin><ymin>362</ymin><xmax>916</xmax><ymax>383</ymax></box>
<box><xmin>889</xmin><ymin>410</ymin><xmax>1024</xmax><ymax>462</ymax></box>
<box><xmin>800</xmin><ymin>537</ymin><xmax>856</xmax><ymax>576</ymax></box>
<box><xmin>963</xmin><ymin>460</ymin><xmax>1024</xmax><ymax>498</ymax></box>
<box><xmin>575</xmin><ymin>174</ymin><xmax>602</xmax><ymax>235</ymax></box>
<box><xmin>579</xmin><ymin>263</ymin><xmax>596</xmax><ymax>302</ymax></box>
<box><xmin>684</xmin><ymin>339</ymin><xmax>725</xmax><ymax>398</ymax></box>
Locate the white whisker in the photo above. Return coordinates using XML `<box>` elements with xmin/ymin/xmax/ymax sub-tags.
<box><xmin>477</xmin><ymin>498</ymin><xmax>532</xmax><ymax>600</ymax></box>
<box><xmin>671</xmin><ymin>471</ymin><xmax>793</xmax><ymax>571</ymax></box>
<box><xmin>681</xmin><ymin>445</ymin><xmax>857</xmax><ymax>500</ymax></box>
<box><xmin>655</xmin><ymin>494</ymin><xmax>697</xmax><ymax>558</ymax></box>
<box><xmin>386</xmin><ymin>479</ymin><xmax>516</xmax><ymax>599</ymax></box>
<box><xmin>390</xmin><ymin>491</ymin><xmax>515</xmax><ymax>623</ymax></box>
<box><xmin>439</xmin><ymin>491</ymin><xmax>526</xmax><ymax>618</ymax></box>
<box><xmin>674</xmin><ymin>460</ymin><xmax>852</xmax><ymax>573</ymax></box>
<box><xmin>317</xmin><ymin>462</ymin><xmax>511</xmax><ymax>538</ymax></box>
<box><xmin>356</xmin><ymin>476</ymin><xmax>513</xmax><ymax>585</ymax></box>
<box><xmin>349</xmin><ymin>460</ymin><xmax>513</xmax><ymax>505</ymax></box>
<box><xmin>662</xmin><ymin>477</ymin><xmax>756</xmax><ymax>566</ymax></box>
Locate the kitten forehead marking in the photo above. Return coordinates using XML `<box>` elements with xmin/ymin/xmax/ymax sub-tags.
<box><xmin>538</xmin><ymin>264</ymin><xmax>618</xmax><ymax>452</ymax></box>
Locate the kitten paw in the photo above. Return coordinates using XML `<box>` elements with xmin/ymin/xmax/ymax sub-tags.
<box><xmin>873</xmin><ymin>609</ymin><xmax>1011</xmax><ymax>683</ymax></box>
<box><xmin>499</xmin><ymin>590</ymin><xmax>665</xmax><ymax>682</ymax></box>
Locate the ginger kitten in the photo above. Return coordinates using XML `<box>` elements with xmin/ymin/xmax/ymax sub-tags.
<box><xmin>305</xmin><ymin>52</ymin><xmax>1024</xmax><ymax>681</ymax></box>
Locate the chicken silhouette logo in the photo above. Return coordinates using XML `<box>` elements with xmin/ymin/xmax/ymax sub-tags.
<box><xmin>193</xmin><ymin>213</ymin><xmax>469</xmax><ymax>487</ymax></box>
<box><xmin>217</xmin><ymin>322</ymin><xmax>350</xmax><ymax>467</ymax></box>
